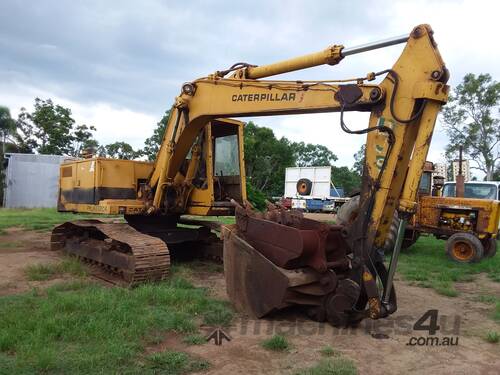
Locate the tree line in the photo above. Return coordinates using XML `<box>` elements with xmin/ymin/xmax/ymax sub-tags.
<box><xmin>243</xmin><ymin>121</ymin><xmax>362</xmax><ymax>196</ymax></box>
<box><xmin>0</xmin><ymin>98</ymin><xmax>363</xmax><ymax>198</ymax></box>
<box><xmin>1</xmin><ymin>73</ymin><xmax>498</xmax><ymax>200</ymax></box>
<box><xmin>0</xmin><ymin>98</ymin><xmax>162</xmax><ymax>160</ymax></box>
<box><xmin>442</xmin><ymin>73</ymin><xmax>500</xmax><ymax>180</ymax></box>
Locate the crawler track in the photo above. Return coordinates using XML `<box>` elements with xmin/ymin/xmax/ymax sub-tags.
<box><xmin>51</xmin><ymin>220</ymin><xmax>170</xmax><ymax>286</ymax></box>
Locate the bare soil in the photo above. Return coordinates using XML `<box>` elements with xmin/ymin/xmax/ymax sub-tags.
<box><xmin>0</xmin><ymin>229</ymin><xmax>499</xmax><ymax>375</ymax></box>
<box><xmin>304</xmin><ymin>212</ymin><xmax>336</xmax><ymax>222</ymax></box>
<box><xmin>0</xmin><ymin>228</ymin><xmax>74</xmax><ymax>295</ymax></box>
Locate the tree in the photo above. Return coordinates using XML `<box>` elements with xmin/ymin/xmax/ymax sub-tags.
<box><xmin>0</xmin><ymin>106</ymin><xmax>34</xmax><ymax>154</ymax></box>
<box><xmin>13</xmin><ymin>110</ymin><xmax>37</xmax><ymax>153</ymax></box>
<box><xmin>331</xmin><ymin>166</ymin><xmax>361</xmax><ymax>196</ymax></box>
<box><xmin>70</xmin><ymin>124</ymin><xmax>98</xmax><ymax>157</ymax></box>
<box><xmin>17</xmin><ymin>98</ymin><xmax>75</xmax><ymax>155</ymax></box>
<box><xmin>352</xmin><ymin>144</ymin><xmax>365</xmax><ymax>176</ymax></box>
<box><xmin>493</xmin><ymin>165</ymin><xmax>500</xmax><ymax>180</ymax></box>
<box><xmin>244</xmin><ymin>121</ymin><xmax>296</xmax><ymax>196</ymax></box>
<box><xmin>14</xmin><ymin>98</ymin><xmax>100</xmax><ymax>156</ymax></box>
<box><xmin>291</xmin><ymin>142</ymin><xmax>337</xmax><ymax>167</ymax></box>
<box><xmin>442</xmin><ymin>73</ymin><xmax>500</xmax><ymax>180</ymax></box>
<box><xmin>0</xmin><ymin>106</ymin><xmax>18</xmax><ymax>205</ymax></box>
<box><xmin>99</xmin><ymin>142</ymin><xmax>141</xmax><ymax>160</ymax></box>
<box><xmin>142</xmin><ymin>110</ymin><xmax>170</xmax><ymax>160</ymax></box>
<box><xmin>0</xmin><ymin>106</ymin><xmax>16</xmax><ymax>152</ymax></box>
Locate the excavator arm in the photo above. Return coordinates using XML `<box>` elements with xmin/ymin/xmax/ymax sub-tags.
<box><xmin>148</xmin><ymin>24</ymin><xmax>448</xmax><ymax>255</ymax></box>
<box><xmin>145</xmin><ymin>24</ymin><xmax>448</xmax><ymax>325</ymax></box>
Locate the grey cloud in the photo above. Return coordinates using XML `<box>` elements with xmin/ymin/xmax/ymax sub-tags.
<box><xmin>0</xmin><ymin>0</ymin><xmax>382</xmax><ymax>114</ymax></box>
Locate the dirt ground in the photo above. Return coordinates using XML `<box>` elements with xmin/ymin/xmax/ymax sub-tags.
<box><xmin>303</xmin><ymin>212</ymin><xmax>336</xmax><ymax>222</ymax></box>
<box><xmin>1</xmin><ymin>228</ymin><xmax>499</xmax><ymax>375</ymax></box>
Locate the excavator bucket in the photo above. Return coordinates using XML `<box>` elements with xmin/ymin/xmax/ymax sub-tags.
<box><xmin>222</xmin><ymin>225</ymin><xmax>291</xmax><ymax>317</ymax></box>
<box><xmin>222</xmin><ymin>204</ymin><xmax>378</xmax><ymax>326</ymax></box>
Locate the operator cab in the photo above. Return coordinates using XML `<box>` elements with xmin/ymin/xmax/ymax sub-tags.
<box><xmin>185</xmin><ymin>118</ymin><xmax>247</xmax><ymax>216</ymax></box>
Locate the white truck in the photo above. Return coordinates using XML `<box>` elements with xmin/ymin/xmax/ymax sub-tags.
<box><xmin>284</xmin><ymin>166</ymin><xmax>349</xmax><ymax>212</ymax></box>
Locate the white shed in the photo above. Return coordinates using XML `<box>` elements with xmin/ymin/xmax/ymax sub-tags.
<box><xmin>3</xmin><ymin>153</ymin><xmax>75</xmax><ymax>208</ymax></box>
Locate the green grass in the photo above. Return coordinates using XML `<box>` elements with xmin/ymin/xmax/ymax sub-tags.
<box><xmin>474</xmin><ymin>294</ymin><xmax>498</xmax><ymax>304</ymax></box>
<box><xmin>0</xmin><ymin>272</ymin><xmax>231</xmax><ymax>374</ymax></box>
<box><xmin>0</xmin><ymin>208</ymin><xmax>119</xmax><ymax>234</ymax></box>
<box><xmin>319</xmin><ymin>345</ymin><xmax>340</xmax><ymax>357</ymax></box>
<box><xmin>296</xmin><ymin>358</ymin><xmax>358</xmax><ymax>375</ymax></box>
<box><xmin>24</xmin><ymin>257</ymin><xmax>87</xmax><ymax>281</ymax></box>
<box><xmin>182</xmin><ymin>334</ymin><xmax>206</xmax><ymax>346</ymax></box>
<box><xmin>485</xmin><ymin>331</ymin><xmax>500</xmax><ymax>344</ymax></box>
<box><xmin>396</xmin><ymin>236</ymin><xmax>500</xmax><ymax>297</ymax></box>
<box><xmin>0</xmin><ymin>241</ymin><xmax>23</xmax><ymax>249</ymax></box>
<box><xmin>180</xmin><ymin>259</ymin><xmax>224</xmax><ymax>274</ymax></box>
<box><xmin>0</xmin><ymin>209</ymin><xmax>232</xmax><ymax>235</ymax></box>
<box><xmin>144</xmin><ymin>351</ymin><xmax>209</xmax><ymax>374</ymax></box>
<box><xmin>473</xmin><ymin>295</ymin><xmax>500</xmax><ymax>322</ymax></box>
<box><xmin>261</xmin><ymin>335</ymin><xmax>290</xmax><ymax>352</ymax></box>
<box><xmin>495</xmin><ymin>301</ymin><xmax>500</xmax><ymax>322</ymax></box>
<box><xmin>183</xmin><ymin>215</ymin><xmax>235</xmax><ymax>226</ymax></box>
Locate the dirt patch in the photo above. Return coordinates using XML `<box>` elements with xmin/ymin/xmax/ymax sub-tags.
<box><xmin>0</xmin><ymin>229</ymin><xmax>65</xmax><ymax>295</ymax></box>
<box><xmin>0</xmin><ymin>227</ymin><xmax>51</xmax><ymax>253</ymax></box>
<box><xmin>185</xmin><ymin>271</ymin><xmax>500</xmax><ymax>375</ymax></box>
<box><xmin>303</xmin><ymin>212</ymin><xmax>336</xmax><ymax>222</ymax></box>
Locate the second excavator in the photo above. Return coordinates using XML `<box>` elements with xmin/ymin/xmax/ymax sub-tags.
<box><xmin>53</xmin><ymin>24</ymin><xmax>449</xmax><ymax>326</ymax></box>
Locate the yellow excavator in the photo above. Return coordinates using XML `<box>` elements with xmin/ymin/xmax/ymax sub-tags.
<box><xmin>53</xmin><ymin>24</ymin><xmax>449</xmax><ymax>325</ymax></box>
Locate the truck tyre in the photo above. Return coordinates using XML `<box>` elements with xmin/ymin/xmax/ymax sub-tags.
<box><xmin>336</xmin><ymin>195</ymin><xmax>399</xmax><ymax>253</ymax></box>
<box><xmin>336</xmin><ymin>195</ymin><xmax>360</xmax><ymax>225</ymax></box>
<box><xmin>446</xmin><ymin>233</ymin><xmax>484</xmax><ymax>263</ymax></box>
<box><xmin>482</xmin><ymin>238</ymin><xmax>497</xmax><ymax>258</ymax></box>
<box><xmin>296</xmin><ymin>178</ymin><xmax>313</xmax><ymax>196</ymax></box>
<box><xmin>385</xmin><ymin>214</ymin><xmax>400</xmax><ymax>253</ymax></box>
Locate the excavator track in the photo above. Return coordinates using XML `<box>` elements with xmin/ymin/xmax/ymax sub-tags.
<box><xmin>51</xmin><ymin>220</ymin><xmax>170</xmax><ymax>286</ymax></box>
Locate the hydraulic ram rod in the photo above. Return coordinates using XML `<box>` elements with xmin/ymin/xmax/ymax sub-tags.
<box><xmin>342</xmin><ymin>34</ymin><xmax>409</xmax><ymax>56</ymax></box>
<box><xmin>245</xmin><ymin>33</ymin><xmax>410</xmax><ymax>79</ymax></box>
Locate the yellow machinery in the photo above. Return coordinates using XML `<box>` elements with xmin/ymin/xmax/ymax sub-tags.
<box><xmin>338</xmin><ymin>162</ymin><xmax>500</xmax><ymax>262</ymax></box>
<box><xmin>404</xmin><ymin>163</ymin><xmax>500</xmax><ymax>262</ymax></box>
<box><xmin>54</xmin><ymin>24</ymin><xmax>449</xmax><ymax>325</ymax></box>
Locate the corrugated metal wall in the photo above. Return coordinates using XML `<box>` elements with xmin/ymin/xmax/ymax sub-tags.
<box><xmin>3</xmin><ymin>153</ymin><xmax>71</xmax><ymax>208</ymax></box>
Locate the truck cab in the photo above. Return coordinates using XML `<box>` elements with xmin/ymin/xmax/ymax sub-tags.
<box><xmin>442</xmin><ymin>181</ymin><xmax>500</xmax><ymax>201</ymax></box>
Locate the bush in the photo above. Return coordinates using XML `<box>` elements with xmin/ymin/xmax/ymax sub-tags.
<box><xmin>246</xmin><ymin>182</ymin><xmax>267</xmax><ymax>211</ymax></box>
<box><xmin>485</xmin><ymin>331</ymin><xmax>499</xmax><ymax>343</ymax></box>
<box><xmin>261</xmin><ymin>335</ymin><xmax>290</xmax><ymax>352</ymax></box>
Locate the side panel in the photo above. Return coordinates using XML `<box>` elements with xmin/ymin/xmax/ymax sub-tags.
<box><xmin>417</xmin><ymin>195</ymin><xmax>500</xmax><ymax>236</ymax></box>
<box><xmin>58</xmin><ymin>158</ymin><xmax>153</xmax><ymax>212</ymax></box>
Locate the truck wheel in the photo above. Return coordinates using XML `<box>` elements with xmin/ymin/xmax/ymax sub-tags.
<box><xmin>446</xmin><ymin>233</ymin><xmax>484</xmax><ymax>263</ymax></box>
<box><xmin>336</xmin><ymin>195</ymin><xmax>360</xmax><ymax>225</ymax></box>
<box><xmin>336</xmin><ymin>195</ymin><xmax>399</xmax><ymax>253</ymax></box>
<box><xmin>384</xmin><ymin>214</ymin><xmax>400</xmax><ymax>253</ymax></box>
<box><xmin>296</xmin><ymin>178</ymin><xmax>312</xmax><ymax>196</ymax></box>
<box><xmin>482</xmin><ymin>238</ymin><xmax>497</xmax><ymax>258</ymax></box>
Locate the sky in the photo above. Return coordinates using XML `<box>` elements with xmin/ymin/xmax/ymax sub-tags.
<box><xmin>0</xmin><ymin>0</ymin><xmax>499</xmax><ymax>177</ymax></box>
